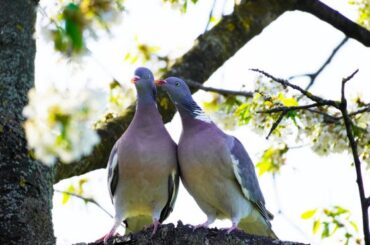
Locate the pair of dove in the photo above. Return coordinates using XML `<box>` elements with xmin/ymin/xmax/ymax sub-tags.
<box><xmin>99</xmin><ymin>67</ymin><xmax>277</xmax><ymax>243</ymax></box>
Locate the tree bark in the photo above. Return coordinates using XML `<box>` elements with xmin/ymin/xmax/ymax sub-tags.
<box><xmin>76</xmin><ymin>222</ymin><xmax>307</xmax><ymax>245</ymax></box>
<box><xmin>0</xmin><ymin>1</ymin><xmax>55</xmax><ymax>244</ymax></box>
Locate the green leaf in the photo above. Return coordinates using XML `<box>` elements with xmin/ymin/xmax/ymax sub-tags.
<box><xmin>313</xmin><ymin>219</ymin><xmax>320</xmax><ymax>234</ymax></box>
<box><xmin>334</xmin><ymin>205</ymin><xmax>349</xmax><ymax>215</ymax></box>
<box><xmin>301</xmin><ymin>209</ymin><xmax>317</xmax><ymax>219</ymax></box>
<box><xmin>256</xmin><ymin>160</ymin><xmax>272</xmax><ymax>176</ymax></box>
<box><xmin>321</xmin><ymin>222</ymin><xmax>330</xmax><ymax>238</ymax></box>
<box><xmin>62</xmin><ymin>185</ymin><xmax>75</xmax><ymax>205</ymax></box>
<box><xmin>78</xmin><ymin>178</ymin><xmax>88</xmax><ymax>195</ymax></box>
<box><xmin>349</xmin><ymin>221</ymin><xmax>359</xmax><ymax>231</ymax></box>
<box><xmin>65</xmin><ymin>19</ymin><xmax>83</xmax><ymax>51</ymax></box>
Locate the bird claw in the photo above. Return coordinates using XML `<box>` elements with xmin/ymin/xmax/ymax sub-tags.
<box><xmin>148</xmin><ymin>219</ymin><xmax>161</xmax><ymax>237</ymax></box>
<box><xmin>95</xmin><ymin>232</ymin><xmax>119</xmax><ymax>244</ymax></box>
<box><xmin>223</xmin><ymin>225</ymin><xmax>241</xmax><ymax>234</ymax></box>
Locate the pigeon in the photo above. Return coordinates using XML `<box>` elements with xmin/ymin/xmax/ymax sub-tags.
<box><xmin>99</xmin><ymin>68</ymin><xmax>179</xmax><ymax>243</ymax></box>
<box><xmin>155</xmin><ymin>77</ymin><xmax>277</xmax><ymax>239</ymax></box>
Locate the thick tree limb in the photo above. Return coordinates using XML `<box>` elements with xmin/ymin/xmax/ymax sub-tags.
<box><xmin>54</xmin><ymin>0</ymin><xmax>288</xmax><ymax>183</ymax></box>
<box><xmin>78</xmin><ymin>222</ymin><xmax>307</xmax><ymax>245</ymax></box>
<box><xmin>290</xmin><ymin>0</ymin><xmax>370</xmax><ymax>47</ymax></box>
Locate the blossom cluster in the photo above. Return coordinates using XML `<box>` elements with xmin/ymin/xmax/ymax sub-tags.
<box><xmin>205</xmin><ymin>77</ymin><xmax>370</xmax><ymax>170</ymax></box>
<box><xmin>23</xmin><ymin>87</ymin><xmax>105</xmax><ymax>166</ymax></box>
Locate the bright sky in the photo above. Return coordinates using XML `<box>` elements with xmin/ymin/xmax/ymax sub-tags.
<box><xmin>35</xmin><ymin>0</ymin><xmax>370</xmax><ymax>244</ymax></box>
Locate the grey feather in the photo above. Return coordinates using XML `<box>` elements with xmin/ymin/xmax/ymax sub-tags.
<box><xmin>229</xmin><ymin>136</ymin><xmax>273</xmax><ymax>222</ymax></box>
<box><xmin>107</xmin><ymin>142</ymin><xmax>119</xmax><ymax>203</ymax></box>
<box><xmin>160</xmin><ymin>170</ymin><xmax>179</xmax><ymax>222</ymax></box>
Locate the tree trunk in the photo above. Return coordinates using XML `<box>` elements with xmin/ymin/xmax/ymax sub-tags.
<box><xmin>0</xmin><ymin>1</ymin><xmax>55</xmax><ymax>244</ymax></box>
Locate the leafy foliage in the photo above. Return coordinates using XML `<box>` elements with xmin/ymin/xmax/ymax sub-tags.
<box><xmin>349</xmin><ymin>0</ymin><xmax>370</xmax><ymax>30</ymax></box>
<box><xmin>256</xmin><ymin>144</ymin><xmax>288</xmax><ymax>176</ymax></box>
<box><xmin>62</xmin><ymin>178</ymin><xmax>89</xmax><ymax>204</ymax></box>
<box><xmin>162</xmin><ymin>0</ymin><xmax>199</xmax><ymax>13</ymax></box>
<box><xmin>47</xmin><ymin>0</ymin><xmax>124</xmax><ymax>55</ymax></box>
<box><xmin>204</xmin><ymin>78</ymin><xmax>370</xmax><ymax>169</ymax></box>
<box><xmin>301</xmin><ymin>206</ymin><xmax>362</xmax><ymax>244</ymax></box>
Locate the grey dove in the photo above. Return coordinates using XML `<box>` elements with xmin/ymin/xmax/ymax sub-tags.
<box><xmin>99</xmin><ymin>68</ymin><xmax>179</xmax><ymax>243</ymax></box>
<box><xmin>155</xmin><ymin>77</ymin><xmax>277</xmax><ymax>239</ymax></box>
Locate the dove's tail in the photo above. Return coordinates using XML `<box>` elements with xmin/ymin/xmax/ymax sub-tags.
<box><xmin>238</xmin><ymin>212</ymin><xmax>278</xmax><ymax>239</ymax></box>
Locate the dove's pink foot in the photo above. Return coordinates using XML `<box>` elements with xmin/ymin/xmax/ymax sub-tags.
<box><xmin>193</xmin><ymin>217</ymin><xmax>215</xmax><ymax>231</ymax></box>
<box><xmin>95</xmin><ymin>230</ymin><xmax>118</xmax><ymax>244</ymax></box>
<box><xmin>224</xmin><ymin>222</ymin><xmax>242</xmax><ymax>234</ymax></box>
<box><xmin>150</xmin><ymin>218</ymin><xmax>161</xmax><ymax>236</ymax></box>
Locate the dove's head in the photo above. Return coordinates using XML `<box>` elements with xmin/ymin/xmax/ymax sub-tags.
<box><xmin>131</xmin><ymin>67</ymin><xmax>156</xmax><ymax>100</ymax></box>
<box><xmin>155</xmin><ymin>77</ymin><xmax>192</xmax><ymax>106</ymax></box>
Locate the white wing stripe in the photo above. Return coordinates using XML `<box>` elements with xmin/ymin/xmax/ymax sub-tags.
<box><xmin>231</xmin><ymin>154</ymin><xmax>251</xmax><ymax>200</ymax></box>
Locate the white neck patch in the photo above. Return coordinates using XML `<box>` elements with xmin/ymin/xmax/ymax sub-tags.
<box><xmin>193</xmin><ymin>109</ymin><xmax>212</xmax><ymax>123</ymax></box>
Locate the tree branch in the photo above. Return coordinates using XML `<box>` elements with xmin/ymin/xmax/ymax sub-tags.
<box><xmin>265</xmin><ymin>112</ymin><xmax>286</xmax><ymax>140</ymax></box>
<box><xmin>348</xmin><ymin>104</ymin><xmax>370</xmax><ymax>117</ymax></box>
<box><xmin>251</xmin><ymin>68</ymin><xmax>340</xmax><ymax>108</ymax></box>
<box><xmin>186</xmin><ymin>80</ymin><xmax>253</xmax><ymax>97</ymax></box>
<box><xmin>338</xmin><ymin>71</ymin><xmax>369</xmax><ymax>245</ymax></box>
<box><xmin>54</xmin><ymin>0</ymin><xmax>289</xmax><ymax>183</ymax></box>
<box><xmin>258</xmin><ymin>103</ymin><xmax>325</xmax><ymax>114</ymax></box>
<box><xmin>54</xmin><ymin>189</ymin><xmax>115</xmax><ymax>220</ymax></box>
<box><xmin>256</xmin><ymin>68</ymin><xmax>369</xmax><ymax>244</ymax></box>
<box><xmin>291</xmin><ymin>0</ymin><xmax>370</xmax><ymax>47</ymax></box>
<box><xmin>88</xmin><ymin>221</ymin><xmax>307</xmax><ymax>245</ymax></box>
<box><xmin>289</xmin><ymin>37</ymin><xmax>349</xmax><ymax>91</ymax></box>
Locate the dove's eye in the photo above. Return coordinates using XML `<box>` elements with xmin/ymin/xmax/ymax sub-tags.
<box><xmin>175</xmin><ymin>82</ymin><xmax>180</xmax><ymax>87</ymax></box>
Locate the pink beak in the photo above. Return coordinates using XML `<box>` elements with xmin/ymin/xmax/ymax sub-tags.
<box><xmin>131</xmin><ymin>75</ymin><xmax>141</xmax><ymax>84</ymax></box>
<box><xmin>154</xmin><ymin>79</ymin><xmax>167</xmax><ymax>86</ymax></box>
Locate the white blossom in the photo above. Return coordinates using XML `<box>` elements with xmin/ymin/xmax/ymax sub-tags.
<box><xmin>23</xmin><ymin>87</ymin><xmax>105</xmax><ymax>166</ymax></box>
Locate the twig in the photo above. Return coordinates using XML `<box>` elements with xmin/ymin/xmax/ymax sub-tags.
<box><xmin>265</xmin><ymin>112</ymin><xmax>286</xmax><ymax>140</ymax></box>
<box><xmin>348</xmin><ymin>104</ymin><xmax>370</xmax><ymax>117</ymax></box>
<box><xmin>186</xmin><ymin>80</ymin><xmax>253</xmax><ymax>97</ymax></box>
<box><xmin>54</xmin><ymin>189</ymin><xmax>119</xmax><ymax>223</ymax></box>
<box><xmin>338</xmin><ymin>71</ymin><xmax>369</xmax><ymax>245</ymax></box>
<box><xmin>306</xmin><ymin>108</ymin><xmax>338</xmax><ymax>123</ymax></box>
<box><xmin>289</xmin><ymin>37</ymin><xmax>349</xmax><ymax>91</ymax></box>
<box><xmin>251</xmin><ymin>68</ymin><xmax>339</xmax><ymax>108</ymax></box>
<box><xmin>257</xmin><ymin>103</ymin><xmax>325</xmax><ymax>114</ymax></box>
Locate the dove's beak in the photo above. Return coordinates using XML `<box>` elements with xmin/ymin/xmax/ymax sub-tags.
<box><xmin>155</xmin><ymin>79</ymin><xmax>167</xmax><ymax>86</ymax></box>
<box><xmin>131</xmin><ymin>75</ymin><xmax>141</xmax><ymax>84</ymax></box>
